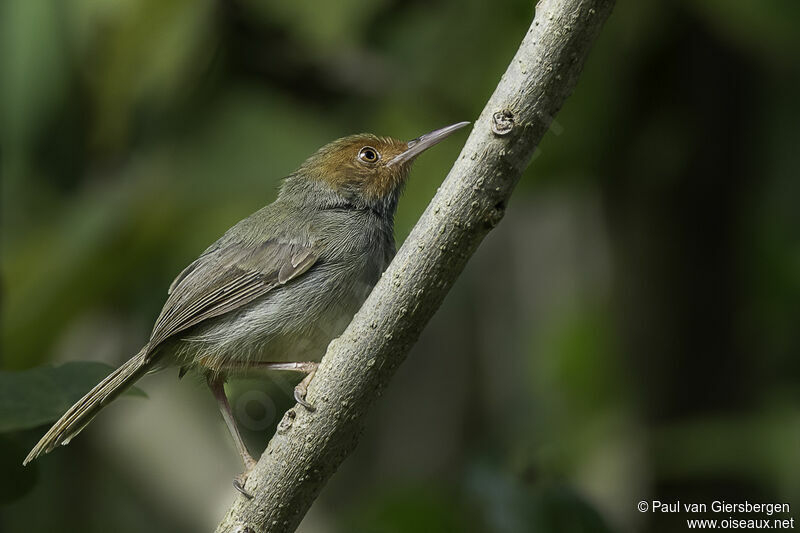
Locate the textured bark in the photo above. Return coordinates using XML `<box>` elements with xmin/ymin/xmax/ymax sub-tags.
<box><xmin>216</xmin><ymin>1</ymin><xmax>615</xmax><ymax>531</ymax></box>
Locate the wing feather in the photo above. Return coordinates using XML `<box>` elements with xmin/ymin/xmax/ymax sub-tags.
<box><xmin>149</xmin><ymin>240</ymin><xmax>317</xmax><ymax>349</ymax></box>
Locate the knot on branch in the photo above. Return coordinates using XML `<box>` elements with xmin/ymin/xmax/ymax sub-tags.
<box><xmin>486</xmin><ymin>200</ymin><xmax>507</xmax><ymax>229</ymax></box>
<box><xmin>277</xmin><ymin>408</ymin><xmax>296</xmax><ymax>434</ymax></box>
<box><xmin>491</xmin><ymin>110</ymin><xmax>515</xmax><ymax>135</ymax></box>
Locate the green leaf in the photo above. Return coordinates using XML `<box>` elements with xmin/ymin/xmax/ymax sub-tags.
<box><xmin>0</xmin><ymin>362</ymin><xmax>146</xmax><ymax>433</ymax></box>
<box><xmin>0</xmin><ymin>433</ymin><xmax>38</xmax><ymax>503</ymax></box>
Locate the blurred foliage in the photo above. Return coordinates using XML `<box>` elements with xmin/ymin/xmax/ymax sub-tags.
<box><xmin>0</xmin><ymin>362</ymin><xmax>145</xmax><ymax>433</ymax></box>
<box><xmin>2</xmin><ymin>0</ymin><xmax>799</xmax><ymax>532</ymax></box>
<box><xmin>340</xmin><ymin>483</ymin><xmax>478</xmax><ymax>533</ymax></box>
<box><xmin>465</xmin><ymin>463</ymin><xmax>614</xmax><ymax>533</ymax></box>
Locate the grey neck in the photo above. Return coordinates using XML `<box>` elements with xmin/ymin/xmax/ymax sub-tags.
<box><xmin>279</xmin><ymin>174</ymin><xmax>401</xmax><ymax>222</ymax></box>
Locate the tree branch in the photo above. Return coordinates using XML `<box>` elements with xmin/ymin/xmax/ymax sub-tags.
<box><xmin>216</xmin><ymin>1</ymin><xmax>615</xmax><ymax>531</ymax></box>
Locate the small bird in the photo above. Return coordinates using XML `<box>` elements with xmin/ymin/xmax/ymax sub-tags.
<box><xmin>23</xmin><ymin>121</ymin><xmax>469</xmax><ymax>496</ymax></box>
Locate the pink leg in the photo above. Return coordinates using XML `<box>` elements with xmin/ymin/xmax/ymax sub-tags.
<box><xmin>207</xmin><ymin>374</ymin><xmax>255</xmax><ymax>498</ymax></box>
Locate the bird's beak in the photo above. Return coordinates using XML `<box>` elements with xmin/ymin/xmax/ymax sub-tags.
<box><xmin>387</xmin><ymin>121</ymin><xmax>470</xmax><ymax>166</ymax></box>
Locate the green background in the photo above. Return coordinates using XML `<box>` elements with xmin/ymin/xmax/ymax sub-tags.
<box><xmin>2</xmin><ymin>0</ymin><xmax>799</xmax><ymax>531</ymax></box>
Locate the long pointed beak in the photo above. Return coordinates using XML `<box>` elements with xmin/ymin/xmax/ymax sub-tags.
<box><xmin>387</xmin><ymin>121</ymin><xmax>470</xmax><ymax>166</ymax></box>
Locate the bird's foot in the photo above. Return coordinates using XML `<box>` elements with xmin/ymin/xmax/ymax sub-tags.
<box><xmin>294</xmin><ymin>365</ymin><xmax>318</xmax><ymax>411</ymax></box>
<box><xmin>233</xmin><ymin>455</ymin><xmax>256</xmax><ymax>499</ymax></box>
<box><xmin>233</xmin><ymin>452</ymin><xmax>256</xmax><ymax>500</ymax></box>
<box><xmin>233</xmin><ymin>471</ymin><xmax>253</xmax><ymax>499</ymax></box>
<box><xmin>294</xmin><ymin>381</ymin><xmax>315</xmax><ymax>411</ymax></box>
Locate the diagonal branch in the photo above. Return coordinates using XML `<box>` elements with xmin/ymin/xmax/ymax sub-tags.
<box><xmin>216</xmin><ymin>0</ymin><xmax>615</xmax><ymax>531</ymax></box>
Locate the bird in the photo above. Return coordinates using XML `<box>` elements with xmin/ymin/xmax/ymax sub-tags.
<box><xmin>23</xmin><ymin>121</ymin><xmax>470</xmax><ymax>496</ymax></box>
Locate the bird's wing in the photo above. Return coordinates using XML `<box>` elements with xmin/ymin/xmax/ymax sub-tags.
<box><xmin>148</xmin><ymin>240</ymin><xmax>318</xmax><ymax>349</ymax></box>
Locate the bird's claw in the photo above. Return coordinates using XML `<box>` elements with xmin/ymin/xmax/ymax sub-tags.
<box><xmin>233</xmin><ymin>472</ymin><xmax>253</xmax><ymax>499</ymax></box>
<box><xmin>294</xmin><ymin>384</ymin><xmax>315</xmax><ymax>411</ymax></box>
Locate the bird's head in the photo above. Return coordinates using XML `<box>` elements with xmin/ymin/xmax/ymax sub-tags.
<box><xmin>281</xmin><ymin>122</ymin><xmax>469</xmax><ymax>217</ymax></box>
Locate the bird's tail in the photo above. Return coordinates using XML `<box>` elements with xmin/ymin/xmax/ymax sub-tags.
<box><xmin>24</xmin><ymin>348</ymin><xmax>152</xmax><ymax>465</ymax></box>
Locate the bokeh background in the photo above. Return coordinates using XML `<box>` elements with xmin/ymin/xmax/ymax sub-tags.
<box><xmin>2</xmin><ymin>0</ymin><xmax>799</xmax><ymax>531</ymax></box>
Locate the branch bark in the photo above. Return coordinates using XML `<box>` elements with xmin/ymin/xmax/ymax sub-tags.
<box><xmin>216</xmin><ymin>1</ymin><xmax>615</xmax><ymax>531</ymax></box>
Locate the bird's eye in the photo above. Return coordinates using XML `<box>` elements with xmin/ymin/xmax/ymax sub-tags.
<box><xmin>358</xmin><ymin>146</ymin><xmax>380</xmax><ymax>163</ymax></box>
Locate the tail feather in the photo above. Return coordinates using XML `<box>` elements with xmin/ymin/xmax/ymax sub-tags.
<box><xmin>24</xmin><ymin>348</ymin><xmax>151</xmax><ymax>465</ymax></box>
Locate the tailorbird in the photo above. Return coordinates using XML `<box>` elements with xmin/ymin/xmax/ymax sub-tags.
<box><xmin>23</xmin><ymin>121</ymin><xmax>470</xmax><ymax>496</ymax></box>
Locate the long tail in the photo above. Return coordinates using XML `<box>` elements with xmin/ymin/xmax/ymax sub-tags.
<box><xmin>24</xmin><ymin>348</ymin><xmax>152</xmax><ymax>465</ymax></box>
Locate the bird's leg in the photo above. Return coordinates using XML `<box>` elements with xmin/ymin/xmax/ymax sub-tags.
<box><xmin>206</xmin><ymin>373</ymin><xmax>256</xmax><ymax>498</ymax></box>
<box><xmin>218</xmin><ymin>361</ymin><xmax>319</xmax><ymax>411</ymax></box>
<box><xmin>247</xmin><ymin>361</ymin><xmax>318</xmax><ymax>411</ymax></box>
